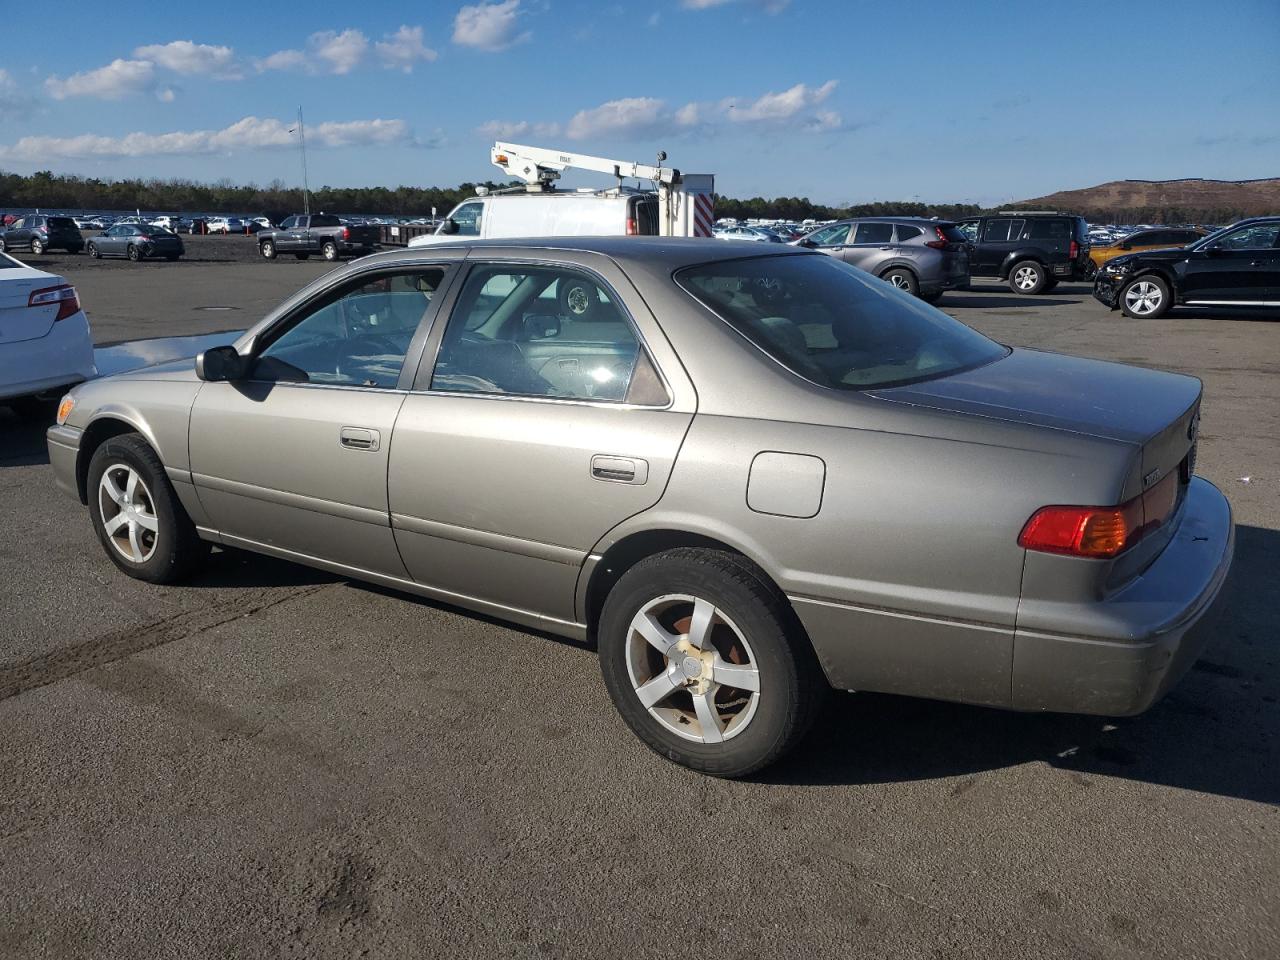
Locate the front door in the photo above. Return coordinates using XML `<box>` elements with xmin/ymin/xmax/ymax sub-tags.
<box><xmin>1182</xmin><ymin>222</ymin><xmax>1280</xmax><ymax>303</ymax></box>
<box><xmin>189</xmin><ymin>264</ymin><xmax>455</xmax><ymax>576</ymax></box>
<box><xmin>387</xmin><ymin>259</ymin><xmax>695</xmax><ymax>624</ymax></box>
<box><xmin>975</xmin><ymin>217</ymin><xmax>1025</xmax><ymax>276</ymax></box>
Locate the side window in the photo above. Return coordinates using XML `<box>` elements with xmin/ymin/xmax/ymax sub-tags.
<box><xmin>1218</xmin><ymin>224</ymin><xmax>1280</xmax><ymax>250</ymax></box>
<box><xmin>956</xmin><ymin>221</ymin><xmax>979</xmax><ymax>242</ymax></box>
<box><xmin>983</xmin><ymin>219</ymin><xmax>1012</xmax><ymax>242</ymax></box>
<box><xmin>852</xmin><ymin>222</ymin><xmax>894</xmax><ymax>244</ymax></box>
<box><xmin>280</xmin><ymin>217</ymin><xmax>296</xmax><ymax>229</ymax></box>
<box><xmin>431</xmin><ymin>265</ymin><xmax>658</xmax><ymax>403</ymax></box>
<box><xmin>255</xmin><ymin>268</ymin><xmax>447</xmax><ymax>388</ymax></box>
<box><xmin>806</xmin><ymin>223</ymin><xmax>850</xmax><ymax>246</ymax></box>
<box><xmin>894</xmin><ymin>225</ymin><xmax>923</xmax><ymax>242</ymax></box>
<box><xmin>10</xmin><ymin>218</ymin><xmax>25</xmax><ymax>230</ymax></box>
<box><xmin>450</xmin><ymin>202</ymin><xmax>483</xmax><ymax>236</ymax></box>
<box><xmin>1028</xmin><ymin>219</ymin><xmax>1069</xmax><ymax>240</ymax></box>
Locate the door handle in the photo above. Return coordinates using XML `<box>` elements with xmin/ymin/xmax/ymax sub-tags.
<box><xmin>879</xmin><ymin>246</ymin><xmax>895</xmax><ymax>251</ymax></box>
<box><xmin>591</xmin><ymin>455</ymin><xmax>648</xmax><ymax>484</ymax></box>
<box><xmin>339</xmin><ymin>426</ymin><xmax>380</xmax><ymax>451</ymax></box>
<box><xmin>1250</xmin><ymin>260</ymin><xmax>1264</xmax><ymax>267</ymax></box>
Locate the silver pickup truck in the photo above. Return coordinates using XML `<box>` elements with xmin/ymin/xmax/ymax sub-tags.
<box><xmin>256</xmin><ymin>214</ymin><xmax>379</xmax><ymax>262</ymax></box>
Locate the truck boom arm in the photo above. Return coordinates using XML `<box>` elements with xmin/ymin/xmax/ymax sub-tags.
<box><xmin>491</xmin><ymin>142</ymin><xmax>677</xmax><ymax>187</ymax></box>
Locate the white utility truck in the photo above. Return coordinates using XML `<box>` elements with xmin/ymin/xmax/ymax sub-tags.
<box><xmin>408</xmin><ymin>143</ymin><xmax>714</xmax><ymax>247</ymax></box>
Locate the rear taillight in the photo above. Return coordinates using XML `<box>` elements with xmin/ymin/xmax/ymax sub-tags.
<box><xmin>925</xmin><ymin>225</ymin><xmax>948</xmax><ymax>249</ymax></box>
<box><xmin>626</xmin><ymin>217</ymin><xmax>638</xmax><ymax>236</ymax></box>
<box><xmin>342</xmin><ymin>226</ymin><xmax>350</xmax><ymax>241</ymax></box>
<box><xmin>1018</xmin><ymin>471</ymin><xmax>1180</xmax><ymax>559</ymax></box>
<box><xmin>1069</xmin><ymin>240</ymin><xmax>1079</xmax><ymax>259</ymax></box>
<box><xmin>28</xmin><ymin>284</ymin><xmax>80</xmax><ymax>322</ymax></box>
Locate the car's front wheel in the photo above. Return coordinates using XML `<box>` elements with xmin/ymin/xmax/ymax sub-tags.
<box><xmin>599</xmin><ymin>548</ymin><xmax>826</xmax><ymax>778</ymax></box>
<box><xmin>260</xmin><ymin>239</ymin><xmax>276</xmax><ymax>259</ymax></box>
<box><xmin>1008</xmin><ymin>260</ymin><xmax>1048</xmax><ymax>294</ymax></box>
<box><xmin>87</xmin><ymin>242</ymin><xmax>100</xmax><ymax>258</ymax></box>
<box><xmin>87</xmin><ymin>433</ymin><xmax>208</xmax><ymax>583</ymax></box>
<box><xmin>1120</xmin><ymin>275</ymin><xmax>1172</xmax><ymax>319</ymax></box>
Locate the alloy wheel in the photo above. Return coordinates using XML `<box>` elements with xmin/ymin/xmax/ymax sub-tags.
<box><xmin>1013</xmin><ymin>266</ymin><xmax>1039</xmax><ymax>290</ymax></box>
<box><xmin>1124</xmin><ymin>280</ymin><xmax>1163</xmax><ymax>316</ymax></box>
<box><xmin>889</xmin><ymin>274</ymin><xmax>911</xmax><ymax>290</ymax></box>
<box><xmin>625</xmin><ymin>594</ymin><xmax>761</xmax><ymax>744</ymax></box>
<box><xmin>98</xmin><ymin>464</ymin><xmax>159</xmax><ymax>563</ymax></box>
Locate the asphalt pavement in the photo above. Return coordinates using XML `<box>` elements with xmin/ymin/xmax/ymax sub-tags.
<box><xmin>1</xmin><ymin>239</ymin><xmax>1276</xmax><ymax>959</ymax></box>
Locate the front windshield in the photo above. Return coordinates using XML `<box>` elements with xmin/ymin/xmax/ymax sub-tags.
<box><xmin>676</xmin><ymin>254</ymin><xmax>1008</xmax><ymax>391</ymax></box>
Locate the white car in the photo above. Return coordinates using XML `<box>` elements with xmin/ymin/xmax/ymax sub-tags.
<box><xmin>0</xmin><ymin>252</ymin><xmax>95</xmax><ymax>414</ymax></box>
<box><xmin>206</xmin><ymin>217</ymin><xmax>244</xmax><ymax>234</ymax></box>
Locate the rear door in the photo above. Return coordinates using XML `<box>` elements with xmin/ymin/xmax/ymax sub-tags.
<box><xmin>387</xmin><ymin>257</ymin><xmax>695</xmax><ymax>624</ymax></box>
<box><xmin>841</xmin><ymin>221</ymin><xmax>896</xmax><ymax>274</ymax></box>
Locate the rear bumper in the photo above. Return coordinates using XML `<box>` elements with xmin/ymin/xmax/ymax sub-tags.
<box><xmin>1011</xmin><ymin>477</ymin><xmax>1234</xmax><ymax>715</ymax></box>
<box><xmin>0</xmin><ymin>312</ymin><xmax>96</xmax><ymax>402</ymax></box>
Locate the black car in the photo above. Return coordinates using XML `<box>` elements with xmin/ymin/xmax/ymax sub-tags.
<box><xmin>0</xmin><ymin>215</ymin><xmax>84</xmax><ymax>255</ymax></box>
<box><xmin>1093</xmin><ymin>217</ymin><xmax>1280</xmax><ymax>318</ymax></box>
<box><xmin>955</xmin><ymin>212</ymin><xmax>1091</xmax><ymax>294</ymax></box>
<box><xmin>86</xmin><ymin>223</ymin><xmax>185</xmax><ymax>261</ymax></box>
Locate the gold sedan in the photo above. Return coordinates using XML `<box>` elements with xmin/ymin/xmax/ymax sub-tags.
<box><xmin>1090</xmin><ymin>227</ymin><xmax>1207</xmax><ymax>271</ymax></box>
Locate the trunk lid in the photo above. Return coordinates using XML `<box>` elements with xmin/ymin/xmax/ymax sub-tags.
<box><xmin>0</xmin><ymin>263</ymin><xmax>63</xmax><ymax>344</ymax></box>
<box><xmin>872</xmin><ymin>347</ymin><xmax>1201</xmax><ymax>498</ymax></box>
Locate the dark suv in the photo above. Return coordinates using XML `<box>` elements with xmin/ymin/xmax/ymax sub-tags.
<box><xmin>0</xmin><ymin>215</ymin><xmax>84</xmax><ymax>255</ymax></box>
<box><xmin>955</xmin><ymin>212</ymin><xmax>1090</xmax><ymax>294</ymax></box>
<box><xmin>1093</xmin><ymin>217</ymin><xmax>1280</xmax><ymax>318</ymax></box>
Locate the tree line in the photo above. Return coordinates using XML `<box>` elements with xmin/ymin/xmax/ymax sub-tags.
<box><xmin>0</xmin><ymin>169</ymin><xmax>1265</xmax><ymax>224</ymax></box>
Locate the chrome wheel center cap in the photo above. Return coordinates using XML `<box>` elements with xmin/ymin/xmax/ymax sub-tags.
<box><xmin>681</xmin><ymin>656</ymin><xmax>702</xmax><ymax>679</ymax></box>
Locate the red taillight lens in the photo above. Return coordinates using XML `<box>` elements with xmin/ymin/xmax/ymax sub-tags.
<box><xmin>1069</xmin><ymin>240</ymin><xmax>1079</xmax><ymax>259</ymax></box>
<box><xmin>625</xmin><ymin>217</ymin><xmax>638</xmax><ymax>236</ymax></box>
<box><xmin>342</xmin><ymin>226</ymin><xmax>350</xmax><ymax>241</ymax></box>
<box><xmin>1019</xmin><ymin>471</ymin><xmax>1180</xmax><ymax>559</ymax></box>
<box><xmin>925</xmin><ymin>225</ymin><xmax>948</xmax><ymax>249</ymax></box>
<box><xmin>28</xmin><ymin>283</ymin><xmax>80</xmax><ymax>322</ymax></box>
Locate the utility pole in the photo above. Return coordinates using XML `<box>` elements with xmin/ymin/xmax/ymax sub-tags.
<box><xmin>290</xmin><ymin>106</ymin><xmax>311</xmax><ymax>216</ymax></box>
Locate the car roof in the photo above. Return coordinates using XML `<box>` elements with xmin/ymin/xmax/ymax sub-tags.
<box><xmin>358</xmin><ymin>236</ymin><xmax>813</xmax><ymax>271</ymax></box>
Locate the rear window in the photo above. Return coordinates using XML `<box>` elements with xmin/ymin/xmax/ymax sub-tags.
<box><xmin>937</xmin><ymin>223</ymin><xmax>968</xmax><ymax>243</ymax></box>
<box><xmin>895</xmin><ymin>225</ymin><xmax>923</xmax><ymax>242</ymax></box>
<box><xmin>1027</xmin><ymin>219</ymin><xmax>1070</xmax><ymax>240</ymax></box>
<box><xmin>310</xmin><ymin>214</ymin><xmax>341</xmax><ymax>227</ymax></box>
<box><xmin>47</xmin><ymin>217</ymin><xmax>77</xmax><ymax>229</ymax></box>
<box><xmin>676</xmin><ymin>254</ymin><xmax>1007</xmax><ymax>391</ymax></box>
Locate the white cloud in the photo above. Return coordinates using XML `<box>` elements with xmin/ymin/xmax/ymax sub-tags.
<box><xmin>453</xmin><ymin>0</ymin><xmax>530</xmax><ymax>51</ymax></box>
<box><xmin>566</xmin><ymin>97</ymin><xmax>669</xmax><ymax>141</ymax></box>
<box><xmin>375</xmin><ymin>25</ymin><xmax>438</xmax><ymax>72</ymax></box>
<box><xmin>0</xmin><ymin>69</ymin><xmax>35</xmax><ymax>119</ymax></box>
<box><xmin>674</xmin><ymin>102</ymin><xmax>700</xmax><ymax>127</ymax></box>
<box><xmin>45</xmin><ymin>59</ymin><xmax>158</xmax><ymax>101</ymax></box>
<box><xmin>257</xmin><ymin>29</ymin><xmax>368</xmax><ymax>75</ymax></box>
<box><xmin>681</xmin><ymin>0</ymin><xmax>791</xmax><ymax>10</ymax></box>
<box><xmin>133</xmin><ymin>40</ymin><xmax>240</xmax><ymax>78</ymax></box>
<box><xmin>723</xmin><ymin>80</ymin><xmax>838</xmax><ymax>124</ymax></box>
<box><xmin>477</xmin><ymin>119</ymin><xmax>562</xmax><ymax>140</ymax></box>
<box><xmin>0</xmin><ymin>116</ymin><xmax>411</xmax><ymax>161</ymax></box>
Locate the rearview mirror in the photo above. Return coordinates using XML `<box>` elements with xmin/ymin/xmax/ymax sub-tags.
<box><xmin>195</xmin><ymin>345</ymin><xmax>249</xmax><ymax>382</ymax></box>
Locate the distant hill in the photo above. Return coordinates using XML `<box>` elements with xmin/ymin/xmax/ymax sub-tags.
<box><xmin>1010</xmin><ymin>178</ymin><xmax>1280</xmax><ymax>222</ymax></box>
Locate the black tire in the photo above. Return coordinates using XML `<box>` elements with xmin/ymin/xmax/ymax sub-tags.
<box><xmin>321</xmin><ymin>241</ymin><xmax>339</xmax><ymax>261</ymax></box>
<box><xmin>598</xmin><ymin>547</ymin><xmax>827</xmax><ymax>778</ymax></box>
<box><xmin>87</xmin><ymin>242</ymin><xmax>100</xmax><ymax>259</ymax></box>
<box><xmin>260</xmin><ymin>239</ymin><xmax>277</xmax><ymax>260</ymax></box>
<box><xmin>86</xmin><ymin>432</ymin><xmax>208</xmax><ymax>584</ymax></box>
<box><xmin>881</xmin><ymin>267</ymin><xmax>919</xmax><ymax>297</ymax></box>
<box><xmin>30</xmin><ymin>238</ymin><xmax>45</xmax><ymax>255</ymax></box>
<box><xmin>557</xmin><ymin>277</ymin><xmax>599</xmax><ymax>318</ymax></box>
<box><xmin>127</xmin><ymin>244</ymin><xmax>141</xmax><ymax>262</ymax></box>
<box><xmin>1119</xmin><ymin>274</ymin><xmax>1172</xmax><ymax>319</ymax></box>
<box><xmin>1008</xmin><ymin>259</ymin><xmax>1047</xmax><ymax>295</ymax></box>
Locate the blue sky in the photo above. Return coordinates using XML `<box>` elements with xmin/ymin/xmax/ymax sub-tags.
<box><xmin>1</xmin><ymin>0</ymin><xmax>1277</xmax><ymax>206</ymax></box>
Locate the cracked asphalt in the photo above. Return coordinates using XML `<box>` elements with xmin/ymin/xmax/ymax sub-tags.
<box><xmin>1</xmin><ymin>239</ymin><xmax>1277</xmax><ymax>959</ymax></box>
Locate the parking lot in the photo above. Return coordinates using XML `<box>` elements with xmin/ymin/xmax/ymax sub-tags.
<box><xmin>2</xmin><ymin>236</ymin><xmax>1277</xmax><ymax>959</ymax></box>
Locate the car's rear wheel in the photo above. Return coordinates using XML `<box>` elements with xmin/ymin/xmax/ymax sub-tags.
<box><xmin>1120</xmin><ymin>275</ymin><xmax>1172</xmax><ymax>319</ymax></box>
<box><xmin>87</xmin><ymin>433</ymin><xmax>208</xmax><ymax>584</ymax></box>
<box><xmin>599</xmin><ymin>548</ymin><xmax>826</xmax><ymax>778</ymax></box>
<box><xmin>882</xmin><ymin>267</ymin><xmax>919</xmax><ymax>296</ymax></box>
<box><xmin>30</xmin><ymin>238</ymin><xmax>45</xmax><ymax>255</ymax></box>
<box><xmin>1009</xmin><ymin>260</ymin><xmax>1047</xmax><ymax>294</ymax></box>
<box><xmin>127</xmin><ymin>244</ymin><xmax>141</xmax><ymax>262</ymax></box>
<box><xmin>87</xmin><ymin>242</ymin><xmax>100</xmax><ymax>258</ymax></box>
<box><xmin>260</xmin><ymin>239</ymin><xmax>276</xmax><ymax>259</ymax></box>
<box><xmin>321</xmin><ymin>241</ymin><xmax>339</xmax><ymax>261</ymax></box>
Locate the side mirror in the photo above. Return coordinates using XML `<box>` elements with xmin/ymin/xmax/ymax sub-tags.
<box><xmin>195</xmin><ymin>345</ymin><xmax>249</xmax><ymax>382</ymax></box>
<box><xmin>796</xmin><ymin>238</ymin><xmax>817</xmax><ymax>249</ymax></box>
<box><xmin>519</xmin><ymin>313</ymin><xmax>561</xmax><ymax>341</ymax></box>
<box><xmin>1119</xmin><ymin>242</ymin><xmax>1131</xmax><ymax>250</ymax></box>
<box><xmin>1204</xmin><ymin>242</ymin><xmax>1224</xmax><ymax>256</ymax></box>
